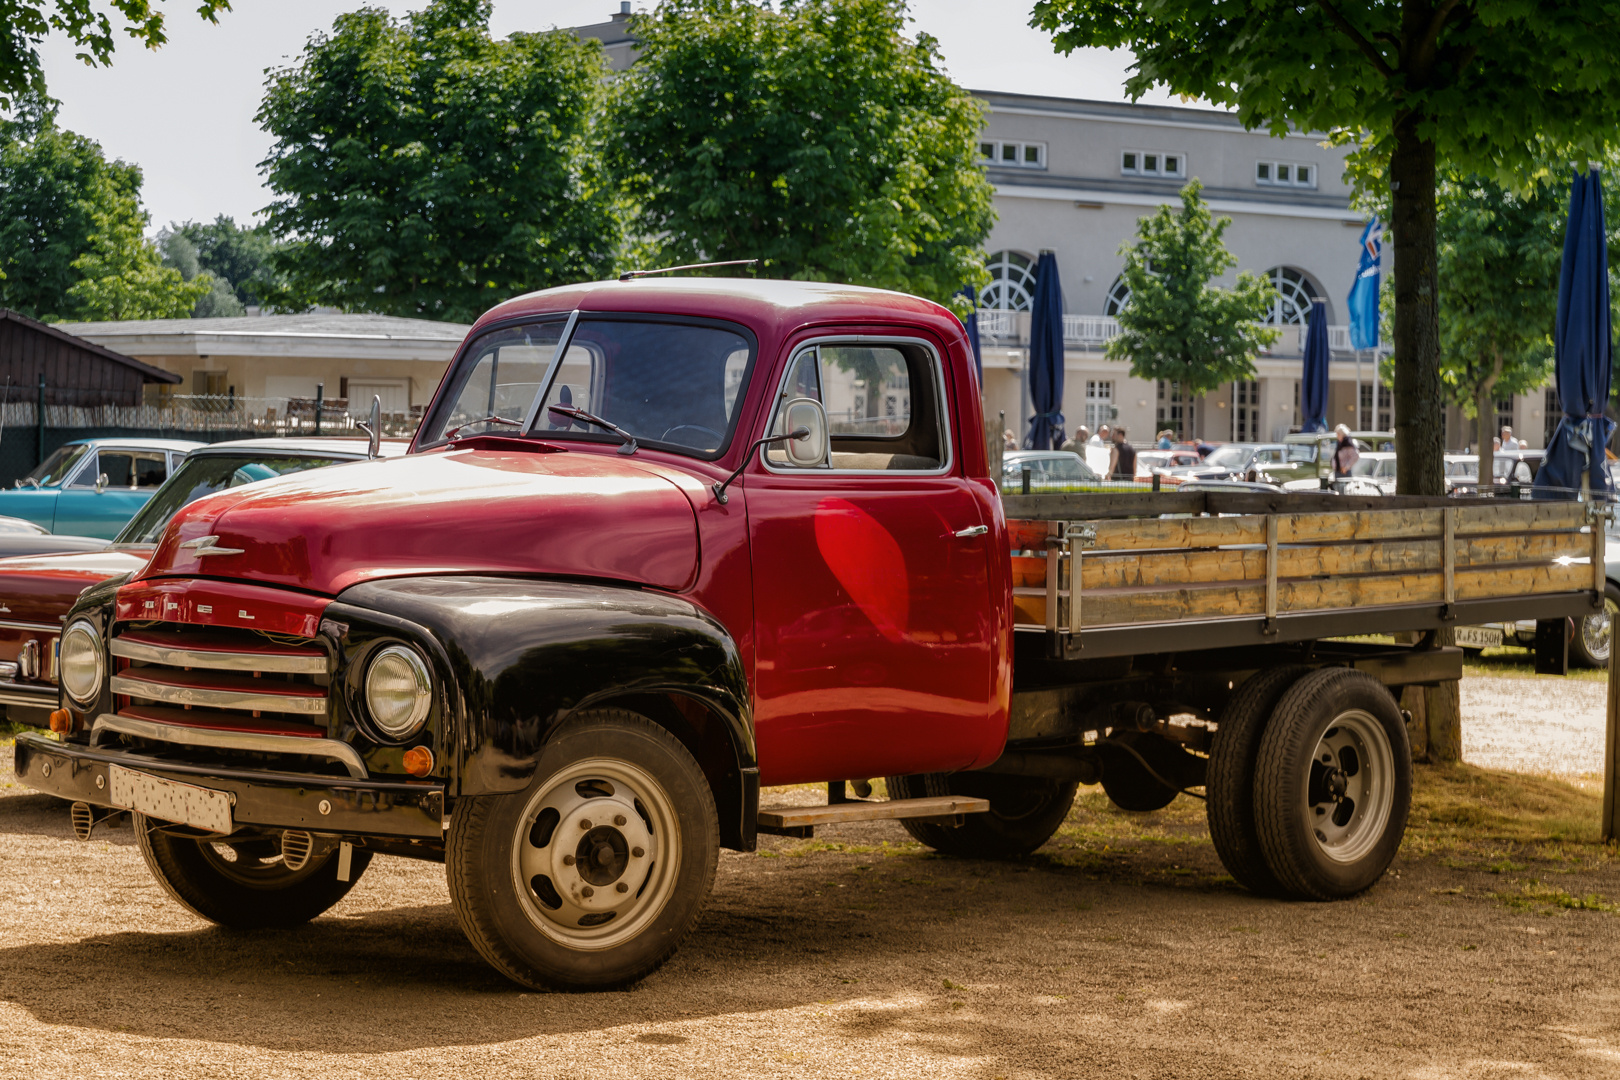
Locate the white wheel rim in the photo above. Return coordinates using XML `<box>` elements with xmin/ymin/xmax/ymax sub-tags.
<box><xmin>1302</xmin><ymin>709</ymin><xmax>1396</xmax><ymax>865</ymax></box>
<box><xmin>1582</xmin><ymin>597</ymin><xmax>1616</xmax><ymax>661</ymax></box>
<box><xmin>508</xmin><ymin>756</ymin><xmax>681</xmax><ymax>951</ymax></box>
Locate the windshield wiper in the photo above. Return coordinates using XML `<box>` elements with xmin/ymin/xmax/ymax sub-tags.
<box><xmin>548</xmin><ymin>404</ymin><xmax>638</xmax><ymax>455</ymax></box>
<box><xmin>444</xmin><ymin>415</ymin><xmax>524</xmax><ymax>440</ymax></box>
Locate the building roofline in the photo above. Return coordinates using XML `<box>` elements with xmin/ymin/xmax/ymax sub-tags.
<box><xmin>970</xmin><ymin>88</ymin><xmax>1324</xmax><ymax>141</ymax></box>
<box><xmin>0</xmin><ymin>308</ymin><xmax>182</xmax><ymax>384</ymax></box>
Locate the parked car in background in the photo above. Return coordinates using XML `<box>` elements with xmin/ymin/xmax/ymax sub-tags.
<box><xmin>1000</xmin><ymin>449</ymin><xmax>1152</xmax><ymax>493</ymax></box>
<box><xmin>0</xmin><ymin>438</ymin><xmax>203</xmax><ymax>539</ymax></box>
<box><xmin>1135</xmin><ymin>449</ymin><xmax>1202</xmax><ymax>484</ymax></box>
<box><xmin>0</xmin><ymin>437</ymin><xmax>407</xmax><ymax>727</ymax></box>
<box><xmin>1177</xmin><ymin>443</ymin><xmax>1293</xmax><ymax>483</ymax></box>
<box><xmin>1343</xmin><ymin>452</ymin><xmax>1398</xmax><ymax>496</ymax></box>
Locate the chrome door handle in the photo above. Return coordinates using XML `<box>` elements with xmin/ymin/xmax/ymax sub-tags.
<box><xmin>953</xmin><ymin>525</ymin><xmax>989</xmax><ymax>538</ymax></box>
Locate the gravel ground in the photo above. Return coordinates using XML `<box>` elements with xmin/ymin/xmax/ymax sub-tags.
<box><xmin>4</xmin><ymin>675</ymin><xmax>1620</xmax><ymax>1080</ymax></box>
<box><xmin>1462</xmin><ymin>675</ymin><xmax>1609</xmax><ymax>777</ymax></box>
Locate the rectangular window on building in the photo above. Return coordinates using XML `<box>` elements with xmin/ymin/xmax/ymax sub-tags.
<box><xmin>1233</xmin><ymin>380</ymin><xmax>1260</xmax><ymax>442</ymax></box>
<box><xmin>1493</xmin><ymin>397</ymin><xmax>1514</xmax><ymax>439</ymax></box>
<box><xmin>1359</xmin><ymin>384</ymin><xmax>1393</xmax><ymax>432</ymax></box>
<box><xmin>1122</xmin><ymin>150</ymin><xmax>1187</xmax><ymax>179</ymax></box>
<box><xmin>1257</xmin><ymin>161</ymin><xmax>1319</xmax><ymax>189</ymax></box>
<box><xmin>1157</xmin><ymin>379</ymin><xmax>1195</xmax><ymax>439</ymax></box>
<box><xmin>1084</xmin><ymin>380</ymin><xmax>1115</xmax><ymax>432</ymax></box>
<box><xmin>980</xmin><ymin>140</ymin><xmax>1046</xmax><ymax>169</ymax></box>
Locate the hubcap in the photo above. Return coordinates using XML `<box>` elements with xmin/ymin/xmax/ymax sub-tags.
<box><xmin>1302</xmin><ymin>709</ymin><xmax>1396</xmax><ymax>864</ymax></box>
<box><xmin>509</xmin><ymin>757</ymin><xmax>679</xmax><ymax>950</ymax></box>
<box><xmin>1582</xmin><ymin>596</ymin><xmax>1617</xmax><ymax>663</ymax></box>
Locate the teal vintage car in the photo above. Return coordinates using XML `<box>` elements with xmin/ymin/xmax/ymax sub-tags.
<box><xmin>0</xmin><ymin>438</ymin><xmax>203</xmax><ymax>538</ymax></box>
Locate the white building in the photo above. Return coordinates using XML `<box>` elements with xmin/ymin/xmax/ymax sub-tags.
<box><xmin>974</xmin><ymin>89</ymin><xmax>1549</xmax><ymax>449</ymax></box>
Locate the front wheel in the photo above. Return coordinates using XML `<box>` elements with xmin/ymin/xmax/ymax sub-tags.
<box><xmin>1571</xmin><ymin>582</ymin><xmax>1620</xmax><ymax>668</ymax></box>
<box><xmin>447</xmin><ymin>709</ymin><xmax>718</xmax><ymax>991</ymax></box>
<box><xmin>135</xmin><ymin>818</ymin><xmax>371</xmax><ymax>928</ymax></box>
<box><xmin>884</xmin><ymin>772</ymin><xmax>1076</xmax><ymax>858</ymax></box>
<box><xmin>1253</xmin><ymin>668</ymin><xmax>1411</xmax><ymax>900</ymax></box>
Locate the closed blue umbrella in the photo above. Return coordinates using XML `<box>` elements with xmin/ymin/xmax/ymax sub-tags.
<box><xmin>955</xmin><ymin>284</ymin><xmax>983</xmax><ymax>383</ymax></box>
<box><xmin>1299</xmin><ymin>298</ymin><xmax>1330</xmax><ymax>433</ymax></box>
<box><xmin>1535</xmin><ymin>168</ymin><xmax>1614</xmax><ymax>499</ymax></box>
<box><xmin>1025</xmin><ymin>252</ymin><xmax>1064</xmax><ymax>449</ymax></box>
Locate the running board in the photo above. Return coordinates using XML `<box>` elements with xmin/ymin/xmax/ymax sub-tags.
<box><xmin>757</xmin><ymin>795</ymin><xmax>991</xmax><ymax>838</ymax></box>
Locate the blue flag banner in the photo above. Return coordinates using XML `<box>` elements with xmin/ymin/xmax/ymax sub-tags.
<box><xmin>1347</xmin><ymin>218</ymin><xmax>1382</xmax><ymax>351</ymax></box>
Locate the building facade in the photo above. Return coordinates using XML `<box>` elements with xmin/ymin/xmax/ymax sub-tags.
<box><xmin>973</xmin><ymin>90</ymin><xmax>1547</xmax><ymax>450</ymax></box>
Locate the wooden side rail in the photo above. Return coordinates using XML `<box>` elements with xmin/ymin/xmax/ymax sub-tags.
<box><xmin>1009</xmin><ymin>500</ymin><xmax>1602</xmax><ymax>633</ymax></box>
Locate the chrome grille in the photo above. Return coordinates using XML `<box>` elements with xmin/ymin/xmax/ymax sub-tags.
<box><xmin>109</xmin><ymin>628</ymin><xmax>331</xmax><ymax>729</ymax></box>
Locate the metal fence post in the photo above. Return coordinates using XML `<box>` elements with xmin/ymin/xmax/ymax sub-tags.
<box><xmin>314</xmin><ymin>382</ymin><xmax>324</xmax><ymax>436</ymax></box>
<box><xmin>35</xmin><ymin>373</ymin><xmax>44</xmax><ymax>467</ymax></box>
<box><xmin>1606</xmin><ymin>615</ymin><xmax>1619</xmax><ymax>842</ymax></box>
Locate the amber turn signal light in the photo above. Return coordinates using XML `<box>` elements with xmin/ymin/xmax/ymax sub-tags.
<box><xmin>402</xmin><ymin>746</ymin><xmax>435</xmax><ymax>777</ymax></box>
<box><xmin>48</xmin><ymin>709</ymin><xmax>74</xmax><ymax>735</ymax></box>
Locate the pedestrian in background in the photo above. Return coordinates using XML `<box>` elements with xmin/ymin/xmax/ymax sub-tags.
<box><xmin>1501</xmin><ymin>426</ymin><xmax>1520</xmax><ymax>450</ymax></box>
<box><xmin>1109</xmin><ymin>426</ymin><xmax>1136</xmax><ymax>480</ymax></box>
<box><xmin>1004</xmin><ymin>429</ymin><xmax>1018</xmax><ymax>450</ymax></box>
<box><xmin>1157</xmin><ymin>430</ymin><xmax>1173</xmax><ymax>449</ymax></box>
<box><xmin>1332</xmin><ymin>423</ymin><xmax>1360</xmax><ymax>479</ymax></box>
<box><xmin>1062</xmin><ymin>425</ymin><xmax>1089</xmax><ymax>452</ymax></box>
<box><xmin>1092</xmin><ymin>424</ymin><xmax>1109</xmax><ymax>446</ymax></box>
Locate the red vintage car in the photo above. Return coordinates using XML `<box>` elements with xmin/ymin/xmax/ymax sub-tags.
<box><xmin>12</xmin><ymin>278</ymin><xmax>1595</xmax><ymax>994</ymax></box>
<box><xmin>0</xmin><ymin>437</ymin><xmax>407</xmax><ymax>726</ymax></box>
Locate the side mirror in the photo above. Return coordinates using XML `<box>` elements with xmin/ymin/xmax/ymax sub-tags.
<box><xmin>779</xmin><ymin>397</ymin><xmax>828</xmax><ymax>467</ymax></box>
<box><xmin>95</xmin><ymin>473</ymin><xmax>108</xmax><ymax>494</ymax></box>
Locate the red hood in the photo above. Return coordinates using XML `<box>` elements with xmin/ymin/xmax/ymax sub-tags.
<box><xmin>0</xmin><ymin>548</ymin><xmax>152</xmax><ymax>626</ymax></box>
<box><xmin>137</xmin><ymin>448</ymin><xmax>701</xmax><ymax>596</ymax></box>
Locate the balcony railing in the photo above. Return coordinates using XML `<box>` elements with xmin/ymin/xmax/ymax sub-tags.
<box><xmin>977</xmin><ymin>309</ymin><xmax>1389</xmax><ymax>357</ymax></box>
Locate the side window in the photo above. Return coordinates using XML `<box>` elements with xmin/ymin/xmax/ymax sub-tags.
<box><xmin>132</xmin><ymin>452</ymin><xmax>167</xmax><ymax>489</ymax></box>
<box><xmin>1286</xmin><ymin>444</ymin><xmax>1316</xmax><ymax>463</ymax></box>
<box><xmin>96</xmin><ymin>453</ymin><xmax>134</xmax><ymax>488</ymax></box>
<box><xmin>767</xmin><ymin>341</ymin><xmax>948</xmax><ymax>472</ymax></box>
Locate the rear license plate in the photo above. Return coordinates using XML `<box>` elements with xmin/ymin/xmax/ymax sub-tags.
<box><xmin>108</xmin><ymin>765</ymin><xmax>233</xmax><ymax>834</ymax></box>
<box><xmin>1455</xmin><ymin>625</ymin><xmax>1504</xmax><ymax>649</ymax></box>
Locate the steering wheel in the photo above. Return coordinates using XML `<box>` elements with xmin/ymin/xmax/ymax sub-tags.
<box><xmin>661</xmin><ymin>424</ymin><xmax>723</xmax><ymax>445</ymax></box>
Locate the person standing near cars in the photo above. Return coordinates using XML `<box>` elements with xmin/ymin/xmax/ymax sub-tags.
<box><xmin>1332</xmin><ymin>424</ymin><xmax>1360</xmax><ymax>479</ymax></box>
<box><xmin>1501</xmin><ymin>426</ymin><xmax>1520</xmax><ymax>450</ymax></box>
<box><xmin>1109</xmin><ymin>426</ymin><xmax>1136</xmax><ymax>480</ymax></box>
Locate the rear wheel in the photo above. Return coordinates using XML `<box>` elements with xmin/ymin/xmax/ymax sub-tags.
<box><xmin>135</xmin><ymin>818</ymin><xmax>371</xmax><ymax>928</ymax></box>
<box><xmin>1206</xmin><ymin>665</ymin><xmax>1309</xmax><ymax>895</ymax></box>
<box><xmin>1253</xmin><ymin>668</ymin><xmax>1410</xmax><ymax>900</ymax></box>
<box><xmin>447</xmin><ymin>709</ymin><xmax>718</xmax><ymax>991</ymax></box>
<box><xmin>884</xmin><ymin>772</ymin><xmax>1076</xmax><ymax>858</ymax></box>
<box><xmin>1571</xmin><ymin>581</ymin><xmax>1620</xmax><ymax>668</ymax></box>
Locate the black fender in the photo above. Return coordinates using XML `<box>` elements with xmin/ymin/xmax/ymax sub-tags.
<box><xmin>329</xmin><ymin>576</ymin><xmax>759</xmax><ymax>850</ymax></box>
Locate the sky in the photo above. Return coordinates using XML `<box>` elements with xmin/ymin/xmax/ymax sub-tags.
<box><xmin>35</xmin><ymin>1</ymin><xmax>1179</xmax><ymax>231</ymax></box>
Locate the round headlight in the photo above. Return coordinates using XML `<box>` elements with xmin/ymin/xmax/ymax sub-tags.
<box><xmin>59</xmin><ymin>620</ymin><xmax>103</xmax><ymax>706</ymax></box>
<box><xmin>364</xmin><ymin>644</ymin><xmax>432</xmax><ymax>740</ymax></box>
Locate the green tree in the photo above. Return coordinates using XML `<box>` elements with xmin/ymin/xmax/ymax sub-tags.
<box><xmin>1</xmin><ymin>0</ymin><xmax>232</xmax><ymax>110</ymax></box>
<box><xmin>0</xmin><ymin>100</ymin><xmax>202</xmax><ymax>320</ymax></box>
<box><xmin>1031</xmin><ymin>1</ymin><xmax>1620</xmax><ymax>496</ymax></box>
<box><xmin>257</xmin><ymin>0</ymin><xmax>619</xmax><ymax>323</ymax></box>
<box><xmin>157</xmin><ymin>229</ymin><xmax>243</xmax><ymax>317</ymax></box>
<box><xmin>606</xmin><ymin>0</ymin><xmax>994</xmax><ymax>310</ymax></box>
<box><xmin>163</xmin><ymin>215</ymin><xmax>282</xmax><ymax>308</ymax></box>
<box><xmin>1434</xmin><ymin>175</ymin><xmax>1564</xmax><ymax>485</ymax></box>
<box><xmin>1106</xmin><ymin>181</ymin><xmax>1279</xmax><ymax>412</ymax></box>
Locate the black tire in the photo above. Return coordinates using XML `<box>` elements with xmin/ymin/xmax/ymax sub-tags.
<box><xmin>1097</xmin><ymin>730</ymin><xmax>1199</xmax><ymax>812</ymax></box>
<box><xmin>883</xmin><ymin>772</ymin><xmax>1076</xmax><ymax>858</ymax></box>
<box><xmin>1570</xmin><ymin>581</ymin><xmax>1620</xmax><ymax>668</ymax></box>
<box><xmin>135</xmin><ymin>817</ymin><xmax>372</xmax><ymax>928</ymax></box>
<box><xmin>1253</xmin><ymin>668</ymin><xmax>1411</xmax><ymax>900</ymax></box>
<box><xmin>1206</xmin><ymin>665</ymin><xmax>1309</xmax><ymax>895</ymax></box>
<box><xmin>446</xmin><ymin>708</ymin><xmax>718</xmax><ymax>992</ymax></box>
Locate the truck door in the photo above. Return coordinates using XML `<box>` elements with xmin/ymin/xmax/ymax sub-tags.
<box><xmin>745</xmin><ymin>336</ymin><xmax>996</xmax><ymax>786</ymax></box>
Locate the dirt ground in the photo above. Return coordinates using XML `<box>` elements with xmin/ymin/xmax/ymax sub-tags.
<box><xmin>5</xmin><ymin>676</ymin><xmax>1620</xmax><ymax>1080</ymax></box>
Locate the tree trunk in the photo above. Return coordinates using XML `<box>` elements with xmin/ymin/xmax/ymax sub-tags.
<box><xmin>1390</xmin><ymin>121</ymin><xmax>1444</xmax><ymax>496</ymax></box>
<box><xmin>1475</xmin><ymin>364</ymin><xmax>1500</xmax><ymax>494</ymax></box>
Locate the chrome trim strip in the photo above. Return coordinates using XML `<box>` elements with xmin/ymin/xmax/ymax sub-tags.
<box><xmin>91</xmin><ymin>714</ymin><xmax>367</xmax><ymax>779</ymax></box>
<box><xmin>520</xmin><ymin>307</ymin><xmax>582</xmax><ymax>434</ymax></box>
<box><xmin>110</xmin><ymin>674</ymin><xmax>327</xmax><ymax>715</ymax></box>
<box><xmin>110</xmin><ymin>636</ymin><xmax>328</xmax><ymax>675</ymax></box>
<box><xmin>0</xmin><ymin>619</ymin><xmax>61</xmax><ymax>633</ymax></box>
<box><xmin>0</xmin><ymin>681</ymin><xmax>53</xmax><ymax>709</ymax></box>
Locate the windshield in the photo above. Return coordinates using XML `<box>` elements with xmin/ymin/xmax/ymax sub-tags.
<box><xmin>116</xmin><ymin>454</ymin><xmax>347</xmax><ymax>544</ymax></box>
<box><xmin>423</xmin><ymin>316</ymin><xmax>756</xmax><ymax>459</ymax></box>
<box><xmin>1204</xmin><ymin>445</ymin><xmax>1252</xmax><ymax>467</ymax></box>
<box><xmin>22</xmin><ymin>443</ymin><xmax>90</xmax><ymax>487</ymax></box>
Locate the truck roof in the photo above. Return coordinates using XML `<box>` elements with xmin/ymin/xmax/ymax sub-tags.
<box><xmin>470</xmin><ymin>277</ymin><xmax>963</xmax><ymax>342</ymax></box>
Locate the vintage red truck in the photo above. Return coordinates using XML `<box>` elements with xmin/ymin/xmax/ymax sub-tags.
<box><xmin>12</xmin><ymin>278</ymin><xmax>1602</xmax><ymax>991</ymax></box>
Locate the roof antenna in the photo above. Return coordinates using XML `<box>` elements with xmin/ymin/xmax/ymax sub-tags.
<box><xmin>619</xmin><ymin>259</ymin><xmax>758</xmax><ymax>282</ymax></box>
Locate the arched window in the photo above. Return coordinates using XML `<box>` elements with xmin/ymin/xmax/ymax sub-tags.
<box><xmin>1104</xmin><ymin>275</ymin><xmax>1131</xmax><ymax>316</ymax></box>
<box><xmin>1262</xmin><ymin>266</ymin><xmax>1317</xmax><ymax>325</ymax></box>
<box><xmin>981</xmin><ymin>250</ymin><xmax>1037</xmax><ymax>311</ymax></box>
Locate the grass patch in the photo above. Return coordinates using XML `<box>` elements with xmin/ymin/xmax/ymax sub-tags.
<box><xmin>1404</xmin><ymin>761</ymin><xmax>1618</xmax><ymax>873</ymax></box>
<box><xmin>1465</xmin><ymin>648</ymin><xmax>1608</xmax><ymax>683</ymax></box>
<box><xmin>1495</xmin><ymin>880</ymin><xmax>1619</xmax><ymax>913</ymax></box>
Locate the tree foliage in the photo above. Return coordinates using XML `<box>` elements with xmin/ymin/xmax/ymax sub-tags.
<box><xmin>1030</xmin><ymin>0</ymin><xmax>1620</xmax><ymax>495</ymax></box>
<box><xmin>606</xmin><ymin>0</ymin><xmax>994</xmax><ymax>310</ymax></box>
<box><xmin>1106</xmin><ymin>181</ymin><xmax>1279</xmax><ymax>398</ymax></box>
<box><xmin>1</xmin><ymin>0</ymin><xmax>232</xmax><ymax>110</ymax></box>
<box><xmin>1434</xmin><ymin>175</ymin><xmax>1565</xmax><ymax>477</ymax></box>
<box><xmin>257</xmin><ymin>0</ymin><xmax>619</xmax><ymax>323</ymax></box>
<box><xmin>0</xmin><ymin>100</ymin><xmax>203</xmax><ymax>321</ymax></box>
<box><xmin>159</xmin><ymin>216</ymin><xmax>283</xmax><ymax>316</ymax></box>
